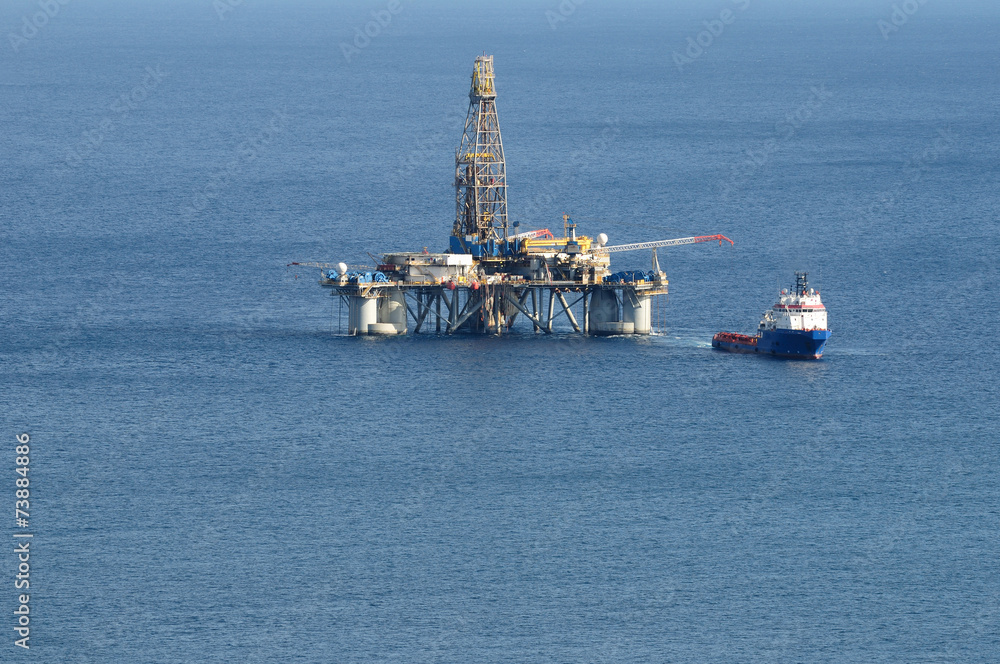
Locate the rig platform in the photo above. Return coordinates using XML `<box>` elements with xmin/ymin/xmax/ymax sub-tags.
<box><xmin>294</xmin><ymin>55</ymin><xmax>732</xmax><ymax>336</ymax></box>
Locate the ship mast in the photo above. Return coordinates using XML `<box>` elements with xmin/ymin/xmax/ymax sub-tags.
<box><xmin>794</xmin><ymin>272</ymin><xmax>809</xmax><ymax>296</ymax></box>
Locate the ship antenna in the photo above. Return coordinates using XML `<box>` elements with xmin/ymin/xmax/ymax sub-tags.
<box><xmin>795</xmin><ymin>272</ymin><xmax>809</xmax><ymax>295</ymax></box>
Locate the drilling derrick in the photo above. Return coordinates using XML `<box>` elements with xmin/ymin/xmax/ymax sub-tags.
<box><xmin>452</xmin><ymin>55</ymin><xmax>509</xmax><ymax>254</ymax></box>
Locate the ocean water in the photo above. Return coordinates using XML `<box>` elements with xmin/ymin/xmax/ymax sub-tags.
<box><xmin>2</xmin><ymin>0</ymin><xmax>999</xmax><ymax>661</ymax></box>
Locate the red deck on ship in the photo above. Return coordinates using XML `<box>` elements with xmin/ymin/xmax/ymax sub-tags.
<box><xmin>712</xmin><ymin>332</ymin><xmax>758</xmax><ymax>346</ymax></box>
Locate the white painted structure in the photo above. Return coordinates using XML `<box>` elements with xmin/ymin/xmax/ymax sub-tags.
<box><xmin>382</xmin><ymin>253</ymin><xmax>474</xmax><ymax>284</ymax></box>
<box><xmin>759</xmin><ymin>287</ymin><xmax>828</xmax><ymax>332</ymax></box>
<box><xmin>622</xmin><ymin>292</ymin><xmax>652</xmax><ymax>335</ymax></box>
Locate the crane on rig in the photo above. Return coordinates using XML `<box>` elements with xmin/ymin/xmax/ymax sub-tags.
<box><xmin>287</xmin><ymin>261</ymin><xmax>338</xmax><ymax>269</ymax></box>
<box><xmin>595</xmin><ymin>234</ymin><xmax>734</xmax><ymax>254</ymax></box>
<box><xmin>510</xmin><ymin>228</ymin><xmax>555</xmax><ymax>241</ymax></box>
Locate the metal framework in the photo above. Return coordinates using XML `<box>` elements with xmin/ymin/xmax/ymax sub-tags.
<box><xmin>453</xmin><ymin>55</ymin><xmax>509</xmax><ymax>244</ymax></box>
<box><xmin>331</xmin><ymin>280</ymin><xmax>669</xmax><ymax>337</ymax></box>
<box><xmin>596</xmin><ymin>234</ymin><xmax>734</xmax><ymax>254</ymax></box>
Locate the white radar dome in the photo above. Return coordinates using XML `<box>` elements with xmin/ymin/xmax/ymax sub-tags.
<box><xmin>336</xmin><ymin>262</ymin><xmax>348</xmax><ymax>275</ymax></box>
<box><xmin>596</xmin><ymin>233</ymin><xmax>608</xmax><ymax>247</ymax></box>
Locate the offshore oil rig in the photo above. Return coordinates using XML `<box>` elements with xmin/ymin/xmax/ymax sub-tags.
<box><xmin>294</xmin><ymin>55</ymin><xmax>732</xmax><ymax>336</ymax></box>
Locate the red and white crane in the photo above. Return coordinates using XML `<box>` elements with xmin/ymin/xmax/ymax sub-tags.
<box><xmin>510</xmin><ymin>228</ymin><xmax>555</xmax><ymax>241</ymax></box>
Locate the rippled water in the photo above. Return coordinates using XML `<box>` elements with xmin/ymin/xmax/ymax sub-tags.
<box><xmin>2</xmin><ymin>1</ymin><xmax>998</xmax><ymax>661</ymax></box>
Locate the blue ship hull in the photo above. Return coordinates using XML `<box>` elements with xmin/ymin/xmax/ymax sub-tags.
<box><xmin>759</xmin><ymin>329</ymin><xmax>830</xmax><ymax>359</ymax></box>
<box><xmin>713</xmin><ymin>329</ymin><xmax>830</xmax><ymax>359</ymax></box>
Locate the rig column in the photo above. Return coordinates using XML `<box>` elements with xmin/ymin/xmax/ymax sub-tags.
<box><xmin>348</xmin><ymin>295</ymin><xmax>378</xmax><ymax>336</ymax></box>
<box><xmin>531</xmin><ymin>289</ymin><xmax>539</xmax><ymax>334</ymax></box>
<box><xmin>546</xmin><ymin>289</ymin><xmax>555</xmax><ymax>333</ymax></box>
<box><xmin>623</xmin><ymin>289</ymin><xmax>652</xmax><ymax>335</ymax></box>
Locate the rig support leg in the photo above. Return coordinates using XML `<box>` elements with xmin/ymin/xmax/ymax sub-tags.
<box><xmin>451</xmin><ymin>298</ymin><xmax>484</xmax><ymax>333</ymax></box>
<box><xmin>531</xmin><ymin>289</ymin><xmax>539</xmax><ymax>333</ymax></box>
<box><xmin>403</xmin><ymin>294</ymin><xmax>419</xmax><ymax>328</ymax></box>
<box><xmin>414</xmin><ymin>292</ymin><xmax>433</xmax><ymax>334</ymax></box>
<box><xmin>502</xmin><ymin>289</ymin><xmax>550</xmax><ymax>334</ymax></box>
<box><xmin>583</xmin><ymin>289</ymin><xmax>590</xmax><ymax>335</ymax></box>
<box><xmin>505</xmin><ymin>289</ymin><xmax>530</xmax><ymax>329</ymax></box>
<box><xmin>449</xmin><ymin>290</ymin><xmax>459</xmax><ymax>331</ymax></box>
<box><xmin>622</xmin><ymin>288</ymin><xmax>652</xmax><ymax>335</ymax></box>
<box><xmin>556</xmin><ymin>291</ymin><xmax>581</xmax><ymax>334</ymax></box>
<box><xmin>547</xmin><ymin>289</ymin><xmax>556</xmax><ymax>333</ymax></box>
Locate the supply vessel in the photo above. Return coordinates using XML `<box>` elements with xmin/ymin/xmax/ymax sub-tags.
<box><xmin>712</xmin><ymin>273</ymin><xmax>830</xmax><ymax>359</ymax></box>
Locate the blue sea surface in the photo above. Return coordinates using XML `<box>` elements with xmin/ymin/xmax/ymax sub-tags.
<box><xmin>2</xmin><ymin>1</ymin><xmax>999</xmax><ymax>661</ymax></box>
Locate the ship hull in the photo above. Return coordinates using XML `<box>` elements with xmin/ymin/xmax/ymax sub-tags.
<box><xmin>713</xmin><ymin>329</ymin><xmax>830</xmax><ymax>359</ymax></box>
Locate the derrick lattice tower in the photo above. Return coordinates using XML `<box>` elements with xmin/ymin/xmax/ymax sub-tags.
<box><xmin>453</xmin><ymin>55</ymin><xmax>509</xmax><ymax>246</ymax></box>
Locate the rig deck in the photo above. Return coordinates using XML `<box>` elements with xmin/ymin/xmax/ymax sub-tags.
<box><xmin>322</xmin><ymin>271</ymin><xmax>669</xmax><ymax>336</ymax></box>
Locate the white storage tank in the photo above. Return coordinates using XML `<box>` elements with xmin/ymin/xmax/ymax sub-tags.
<box><xmin>377</xmin><ymin>290</ymin><xmax>407</xmax><ymax>334</ymax></box>
<box><xmin>348</xmin><ymin>296</ymin><xmax>378</xmax><ymax>336</ymax></box>
<box><xmin>622</xmin><ymin>291</ymin><xmax>651</xmax><ymax>335</ymax></box>
<box><xmin>589</xmin><ymin>289</ymin><xmax>627</xmax><ymax>336</ymax></box>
